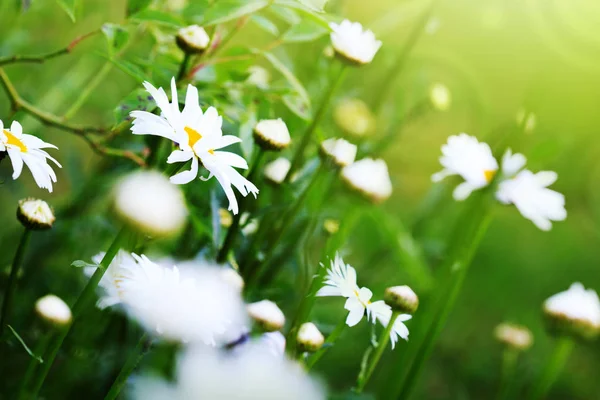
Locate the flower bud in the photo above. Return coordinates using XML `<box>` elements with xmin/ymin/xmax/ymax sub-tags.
<box><xmin>247</xmin><ymin>66</ymin><xmax>270</xmax><ymax>89</ymax></box>
<box><xmin>543</xmin><ymin>282</ymin><xmax>600</xmax><ymax>341</ymax></box>
<box><xmin>333</xmin><ymin>98</ymin><xmax>375</xmax><ymax>138</ymax></box>
<box><xmin>176</xmin><ymin>25</ymin><xmax>210</xmax><ymax>54</ymax></box>
<box><xmin>219</xmin><ymin>208</ymin><xmax>233</xmax><ymax>228</ymax></box>
<box><xmin>323</xmin><ymin>219</ymin><xmax>339</xmax><ymax>235</ymax></box>
<box><xmin>220</xmin><ymin>268</ymin><xmax>244</xmax><ymax>293</ymax></box>
<box><xmin>17</xmin><ymin>198</ymin><xmax>55</xmax><ymax>230</ymax></box>
<box><xmin>341</xmin><ymin>158</ymin><xmax>393</xmax><ymax>203</ymax></box>
<box><xmin>384</xmin><ymin>285</ymin><xmax>419</xmax><ymax>314</ymax></box>
<box><xmin>320</xmin><ymin>138</ymin><xmax>357</xmax><ymax>168</ymax></box>
<box><xmin>247</xmin><ymin>300</ymin><xmax>285</xmax><ymax>332</ymax></box>
<box><xmin>494</xmin><ymin>323</ymin><xmax>533</xmax><ymax>351</ymax></box>
<box><xmin>297</xmin><ymin>322</ymin><xmax>324</xmax><ymax>353</ymax></box>
<box><xmin>264</xmin><ymin>157</ymin><xmax>291</xmax><ymax>185</ymax></box>
<box><xmin>253</xmin><ymin>119</ymin><xmax>291</xmax><ymax>151</ymax></box>
<box><xmin>113</xmin><ymin>171</ymin><xmax>187</xmax><ymax>237</ymax></box>
<box><xmin>35</xmin><ymin>294</ymin><xmax>72</xmax><ymax>327</ymax></box>
<box><xmin>429</xmin><ymin>83</ymin><xmax>451</xmax><ymax>111</ymax></box>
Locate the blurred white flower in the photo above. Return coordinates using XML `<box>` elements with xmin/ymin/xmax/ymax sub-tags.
<box><xmin>367</xmin><ymin>303</ymin><xmax>411</xmax><ymax>349</ymax></box>
<box><xmin>35</xmin><ymin>294</ymin><xmax>72</xmax><ymax>327</ymax></box>
<box><xmin>0</xmin><ymin>119</ymin><xmax>61</xmax><ymax>192</ymax></box>
<box><xmin>113</xmin><ymin>171</ymin><xmax>187</xmax><ymax>237</ymax></box>
<box><xmin>176</xmin><ymin>25</ymin><xmax>210</xmax><ymax>53</ymax></box>
<box><xmin>130</xmin><ymin>78</ymin><xmax>258</xmax><ymax>214</ymax></box>
<box><xmin>132</xmin><ymin>344</ymin><xmax>325</xmax><ymax>400</ymax></box>
<box><xmin>87</xmin><ymin>253</ymin><xmax>247</xmax><ymax>345</ymax></box>
<box><xmin>544</xmin><ymin>282</ymin><xmax>600</xmax><ymax>339</ymax></box>
<box><xmin>247</xmin><ymin>66</ymin><xmax>270</xmax><ymax>89</ymax></box>
<box><xmin>329</xmin><ymin>19</ymin><xmax>382</xmax><ymax>65</ymax></box>
<box><xmin>258</xmin><ymin>331</ymin><xmax>286</xmax><ymax>357</ymax></box>
<box><xmin>432</xmin><ymin>134</ymin><xmax>498</xmax><ymax>200</ymax></box>
<box><xmin>494</xmin><ymin>322</ymin><xmax>533</xmax><ymax>351</ymax></box>
<box><xmin>341</xmin><ymin>158</ymin><xmax>393</xmax><ymax>203</ymax></box>
<box><xmin>496</xmin><ymin>170</ymin><xmax>566</xmax><ymax>231</ymax></box>
<box><xmin>264</xmin><ymin>157</ymin><xmax>291</xmax><ymax>185</ymax></box>
<box><xmin>247</xmin><ymin>300</ymin><xmax>285</xmax><ymax>332</ymax></box>
<box><xmin>254</xmin><ymin>119</ymin><xmax>291</xmax><ymax>151</ymax></box>
<box><xmin>320</xmin><ymin>138</ymin><xmax>357</xmax><ymax>168</ymax></box>
<box><xmin>429</xmin><ymin>83</ymin><xmax>451</xmax><ymax>111</ymax></box>
<box><xmin>500</xmin><ymin>148</ymin><xmax>526</xmax><ymax>178</ymax></box>
<box><xmin>87</xmin><ymin>250</ymin><xmax>136</xmax><ymax>309</ymax></box>
<box><xmin>17</xmin><ymin>198</ymin><xmax>55</xmax><ymax>230</ymax></box>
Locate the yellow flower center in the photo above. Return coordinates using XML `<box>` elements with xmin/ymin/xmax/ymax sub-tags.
<box><xmin>484</xmin><ymin>169</ymin><xmax>496</xmax><ymax>183</ymax></box>
<box><xmin>3</xmin><ymin>130</ymin><xmax>27</xmax><ymax>152</ymax></box>
<box><xmin>184</xmin><ymin>126</ymin><xmax>203</xmax><ymax>149</ymax></box>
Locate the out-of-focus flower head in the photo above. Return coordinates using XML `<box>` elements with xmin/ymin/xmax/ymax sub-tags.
<box><xmin>329</xmin><ymin>19</ymin><xmax>382</xmax><ymax>65</ymax></box>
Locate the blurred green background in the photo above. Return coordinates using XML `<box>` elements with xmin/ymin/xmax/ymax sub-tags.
<box><xmin>1</xmin><ymin>0</ymin><xmax>600</xmax><ymax>399</ymax></box>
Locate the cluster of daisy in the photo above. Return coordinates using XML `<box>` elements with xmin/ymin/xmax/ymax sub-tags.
<box><xmin>432</xmin><ymin>133</ymin><xmax>567</xmax><ymax>231</ymax></box>
<box><xmin>317</xmin><ymin>253</ymin><xmax>417</xmax><ymax>349</ymax></box>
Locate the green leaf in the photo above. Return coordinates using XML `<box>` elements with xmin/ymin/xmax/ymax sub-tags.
<box><xmin>55</xmin><ymin>0</ymin><xmax>78</xmax><ymax>22</ymax></box>
<box><xmin>106</xmin><ymin>58</ymin><xmax>148</xmax><ymax>83</ymax></box>
<box><xmin>127</xmin><ymin>0</ymin><xmax>152</xmax><ymax>16</ymax></box>
<box><xmin>273</xmin><ymin>0</ymin><xmax>331</xmax><ymax>29</ymax></box>
<box><xmin>71</xmin><ymin>260</ymin><xmax>98</xmax><ymax>269</ymax></box>
<box><xmin>283</xmin><ymin>94</ymin><xmax>311</xmax><ymax>120</ymax></box>
<box><xmin>130</xmin><ymin>9</ymin><xmax>185</xmax><ymax>27</ymax></box>
<box><xmin>282</xmin><ymin>19</ymin><xmax>328</xmax><ymax>43</ymax></box>
<box><xmin>8</xmin><ymin>326</ymin><xmax>43</xmax><ymax>363</ymax></box>
<box><xmin>113</xmin><ymin>88</ymin><xmax>155</xmax><ymax>124</ymax></box>
<box><xmin>251</xmin><ymin>15</ymin><xmax>280</xmax><ymax>36</ymax></box>
<box><xmin>200</xmin><ymin>0</ymin><xmax>270</xmax><ymax>26</ymax></box>
<box><xmin>101</xmin><ymin>24</ymin><xmax>129</xmax><ymax>56</ymax></box>
<box><xmin>298</xmin><ymin>0</ymin><xmax>329</xmax><ymax>12</ymax></box>
<box><xmin>262</xmin><ymin>52</ymin><xmax>311</xmax><ymax>117</ymax></box>
<box><xmin>269</xmin><ymin>5</ymin><xmax>302</xmax><ymax>25</ymax></box>
<box><xmin>238</xmin><ymin>104</ymin><xmax>257</xmax><ymax>160</ymax></box>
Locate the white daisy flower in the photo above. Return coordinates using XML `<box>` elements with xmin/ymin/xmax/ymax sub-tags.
<box><xmin>0</xmin><ymin>119</ymin><xmax>61</xmax><ymax>192</ymax></box>
<box><xmin>86</xmin><ymin>253</ymin><xmax>247</xmax><ymax>345</ymax></box>
<box><xmin>176</xmin><ymin>25</ymin><xmax>210</xmax><ymax>54</ymax></box>
<box><xmin>264</xmin><ymin>157</ymin><xmax>291</xmax><ymax>185</ymax></box>
<box><xmin>35</xmin><ymin>294</ymin><xmax>72</xmax><ymax>327</ymax></box>
<box><xmin>367</xmin><ymin>302</ymin><xmax>411</xmax><ymax>349</ymax></box>
<box><xmin>432</xmin><ymin>133</ymin><xmax>498</xmax><ymax>200</ymax></box>
<box><xmin>329</xmin><ymin>19</ymin><xmax>382</xmax><ymax>65</ymax></box>
<box><xmin>130</xmin><ymin>78</ymin><xmax>258</xmax><ymax>215</ymax></box>
<box><xmin>316</xmin><ymin>253</ymin><xmax>359</xmax><ymax>298</ymax></box>
<box><xmin>86</xmin><ymin>250</ymin><xmax>137</xmax><ymax>309</ymax></box>
<box><xmin>496</xmin><ymin>170</ymin><xmax>566</xmax><ymax>231</ymax></box>
<box><xmin>500</xmin><ymin>148</ymin><xmax>526</xmax><ymax>178</ymax></box>
<box><xmin>319</xmin><ymin>138</ymin><xmax>357</xmax><ymax>168</ymax></box>
<box><xmin>132</xmin><ymin>344</ymin><xmax>325</xmax><ymax>400</ymax></box>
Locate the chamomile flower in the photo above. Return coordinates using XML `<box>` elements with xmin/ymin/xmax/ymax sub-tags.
<box><xmin>176</xmin><ymin>25</ymin><xmax>210</xmax><ymax>54</ymax></box>
<box><xmin>316</xmin><ymin>253</ymin><xmax>359</xmax><ymax>298</ymax></box>
<box><xmin>319</xmin><ymin>138</ymin><xmax>357</xmax><ymax>168</ymax></box>
<box><xmin>86</xmin><ymin>253</ymin><xmax>247</xmax><ymax>345</ymax></box>
<box><xmin>0</xmin><ymin>119</ymin><xmax>61</xmax><ymax>192</ymax></box>
<box><xmin>329</xmin><ymin>19</ymin><xmax>382</xmax><ymax>65</ymax></box>
<box><xmin>341</xmin><ymin>158</ymin><xmax>393</xmax><ymax>203</ymax></box>
<box><xmin>496</xmin><ymin>170</ymin><xmax>566</xmax><ymax>231</ymax></box>
<box><xmin>432</xmin><ymin>134</ymin><xmax>498</xmax><ymax>200</ymax></box>
<box><xmin>130</xmin><ymin>78</ymin><xmax>258</xmax><ymax>215</ymax></box>
<box><xmin>543</xmin><ymin>282</ymin><xmax>600</xmax><ymax>339</ymax></box>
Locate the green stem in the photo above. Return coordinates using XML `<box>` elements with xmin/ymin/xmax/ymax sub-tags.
<box><xmin>396</xmin><ymin>206</ymin><xmax>494</xmax><ymax>400</ymax></box>
<box><xmin>28</xmin><ymin>227</ymin><xmax>130</xmax><ymax>398</ymax></box>
<box><xmin>104</xmin><ymin>333</ymin><xmax>151</xmax><ymax>400</ymax></box>
<box><xmin>497</xmin><ymin>348</ymin><xmax>520</xmax><ymax>400</ymax></box>
<box><xmin>177</xmin><ymin>53</ymin><xmax>191</xmax><ymax>81</ymax></box>
<box><xmin>285</xmin><ymin>65</ymin><xmax>347</xmax><ymax>183</ymax></box>
<box><xmin>356</xmin><ymin>312</ymin><xmax>399</xmax><ymax>392</ymax></box>
<box><xmin>246</xmin><ymin>162</ymin><xmax>327</xmax><ymax>287</ymax></box>
<box><xmin>217</xmin><ymin>149</ymin><xmax>265</xmax><ymax>263</ymax></box>
<box><xmin>0</xmin><ymin>228</ymin><xmax>32</xmax><ymax>336</ymax></box>
<box><xmin>17</xmin><ymin>332</ymin><xmax>50</xmax><ymax>400</ymax></box>
<box><xmin>371</xmin><ymin>0</ymin><xmax>439</xmax><ymax>114</ymax></box>
<box><xmin>306</xmin><ymin>316</ymin><xmax>347</xmax><ymax>370</ymax></box>
<box><xmin>528</xmin><ymin>337</ymin><xmax>574</xmax><ymax>400</ymax></box>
